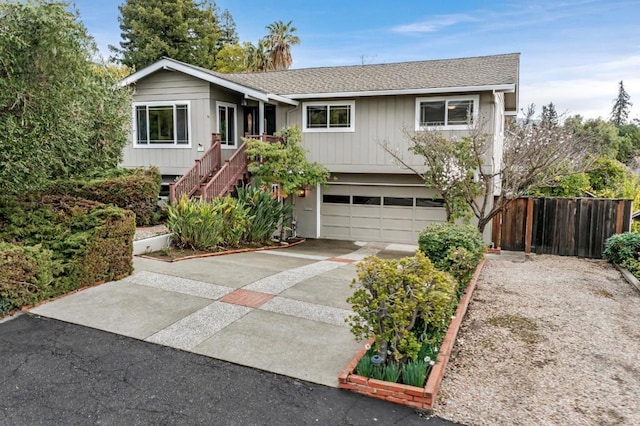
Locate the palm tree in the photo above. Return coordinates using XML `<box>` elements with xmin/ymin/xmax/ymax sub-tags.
<box><xmin>263</xmin><ymin>20</ymin><xmax>300</xmax><ymax>70</ymax></box>
<box><xmin>246</xmin><ymin>39</ymin><xmax>271</xmax><ymax>72</ymax></box>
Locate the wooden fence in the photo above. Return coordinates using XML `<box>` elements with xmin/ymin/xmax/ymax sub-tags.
<box><xmin>492</xmin><ymin>197</ymin><xmax>633</xmax><ymax>258</ymax></box>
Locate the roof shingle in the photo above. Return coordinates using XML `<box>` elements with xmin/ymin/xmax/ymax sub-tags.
<box><xmin>208</xmin><ymin>53</ymin><xmax>519</xmax><ymax>96</ymax></box>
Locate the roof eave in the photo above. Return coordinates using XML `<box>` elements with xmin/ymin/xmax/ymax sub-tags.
<box><xmin>119</xmin><ymin>58</ymin><xmax>270</xmax><ymax>102</ymax></box>
<box><xmin>267</xmin><ymin>93</ymin><xmax>299</xmax><ymax>106</ymax></box>
<box><xmin>283</xmin><ymin>84</ymin><xmax>517</xmax><ymax>99</ymax></box>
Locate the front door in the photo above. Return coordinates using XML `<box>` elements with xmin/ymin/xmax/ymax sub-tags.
<box><xmin>243</xmin><ymin>107</ymin><xmax>258</xmax><ymax>136</ymax></box>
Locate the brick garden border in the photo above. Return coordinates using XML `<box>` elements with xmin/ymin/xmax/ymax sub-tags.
<box><xmin>338</xmin><ymin>259</ymin><xmax>487</xmax><ymax>411</ymax></box>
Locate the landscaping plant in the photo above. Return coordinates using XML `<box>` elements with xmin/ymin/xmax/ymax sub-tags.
<box><xmin>347</xmin><ymin>251</ymin><xmax>458</xmax><ymax>367</ymax></box>
<box><xmin>603</xmin><ymin>232</ymin><xmax>640</xmax><ymax>265</ymax></box>
<box><xmin>0</xmin><ymin>195</ymin><xmax>135</xmax><ymax>314</ymax></box>
<box><xmin>235</xmin><ymin>185</ymin><xmax>292</xmax><ymax>244</ymax></box>
<box><xmin>418</xmin><ymin>222</ymin><xmax>485</xmax><ymax>288</ymax></box>
<box><xmin>46</xmin><ymin>167</ymin><xmax>162</xmax><ymax>226</ymax></box>
<box><xmin>167</xmin><ymin>195</ymin><xmax>226</xmax><ymax>250</ymax></box>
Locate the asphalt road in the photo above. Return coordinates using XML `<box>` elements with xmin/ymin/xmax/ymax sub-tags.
<box><xmin>0</xmin><ymin>314</ymin><xmax>458</xmax><ymax>426</ymax></box>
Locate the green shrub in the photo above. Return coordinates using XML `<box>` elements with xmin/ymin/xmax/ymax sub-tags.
<box><xmin>215</xmin><ymin>197</ymin><xmax>250</xmax><ymax>248</ymax></box>
<box><xmin>167</xmin><ymin>195</ymin><xmax>226</xmax><ymax>250</ymax></box>
<box><xmin>235</xmin><ymin>185</ymin><xmax>292</xmax><ymax>244</ymax></box>
<box><xmin>603</xmin><ymin>232</ymin><xmax>640</xmax><ymax>265</ymax></box>
<box><xmin>0</xmin><ymin>242</ymin><xmax>60</xmax><ymax>314</ymax></box>
<box><xmin>45</xmin><ymin>167</ymin><xmax>162</xmax><ymax>226</ymax></box>
<box><xmin>347</xmin><ymin>251</ymin><xmax>458</xmax><ymax>364</ymax></box>
<box><xmin>418</xmin><ymin>223</ymin><xmax>485</xmax><ymax>287</ymax></box>
<box><xmin>0</xmin><ymin>195</ymin><xmax>134</xmax><ymax>310</ymax></box>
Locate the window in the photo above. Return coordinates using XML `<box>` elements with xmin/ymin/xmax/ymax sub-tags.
<box><xmin>384</xmin><ymin>197</ymin><xmax>414</xmax><ymax>207</ymax></box>
<box><xmin>217</xmin><ymin>102</ymin><xmax>237</xmax><ymax>147</ymax></box>
<box><xmin>323</xmin><ymin>195</ymin><xmax>350</xmax><ymax>204</ymax></box>
<box><xmin>415</xmin><ymin>96</ymin><xmax>478</xmax><ymax>130</ymax></box>
<box><xmin>416</xmin><ymin>198</ymin><xmax>446</xmax><ymax>208</ymax></box>
<box><xmin>302</xmin><ymin>101</ymin><xmax>355</xmax><ymax>132</ymax></box>
<box><xmin>134</xmin><ymin>102</ymin><xmax>190</xmax><ymax>147</ymax></box>
<box><xmin>353</xmin><ymin>196</ymin><xmax>381</xmax><ymax>205</ymax></box>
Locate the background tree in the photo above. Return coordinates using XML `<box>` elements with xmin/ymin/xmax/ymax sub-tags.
<box><xmin>263</xmin><ymin>20</ymin><xmax>300</xmax><ymax>70</ymax></box>
<box><xmin>246</xmin><ymin>39</ymin><xmax>272</xmax><ymax>72</ymax></box>
<box><xmin>215</xmin><ymin>42</ymin><xmax>251</xmax><ymax>73</ymax></box>
<box><xmin>217</xmin><ymin>9</ymin><xmax>238</xmax><ymax>49</ymax></box>
<box><xmin>110</xmin><ymin>0</ymin><xmax>221</xmax><ymax>70</ymax></box>
<box><xmin>0</xmin><ymin>0</ymin><xmax>131</xmax><ymax>193</ymax></box>
<box><xmin>610</xmin><ymin>80</ymin><xmax>632</xmax><ymax>126</ymax></box>
<box><xmin>384</xmin><ymin>109</ymin><xmax>588</xmax><ymax>233</ymax></box>
<box><xmin>541</xmin><ymin>102</ymin><xmax>559</xmax><ymax>128</ymax></box>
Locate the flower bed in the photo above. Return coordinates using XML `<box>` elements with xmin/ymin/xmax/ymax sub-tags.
<box><xmin>338</xmin><ymin>259</ymin><xmax>486</xmax><ymax>411</ymax></box>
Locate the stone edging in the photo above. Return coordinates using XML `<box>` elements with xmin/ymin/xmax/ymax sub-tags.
<box><xmin>338</xmin><ymin>259</ymin><xmax>487</xmax><ymax>411</ymax></box>
<box><xmin>614</xmin><ymin>264</ymin><xmax>640</xmax><ymax>294</ymax></box>
<box><xmin>136</xmin><ymin>238</ymin><xmax>307</xmax><ymax>262</ymax></box>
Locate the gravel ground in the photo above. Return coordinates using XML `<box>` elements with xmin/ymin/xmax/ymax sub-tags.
<box><xmin>434</xmin><ymin>254</ymin><xmax>640</xmax><ymax>426</ymax></box>
<box><xmin>134</xmin><ymin>224</ymin><xmax>169</xmax><ymax>241</ymax></box>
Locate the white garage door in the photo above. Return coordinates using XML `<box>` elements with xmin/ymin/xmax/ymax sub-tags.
<box><xmin>320</xmin><ymin>184</ymin><xmax>447</xmax><ymax>244</ymax></box>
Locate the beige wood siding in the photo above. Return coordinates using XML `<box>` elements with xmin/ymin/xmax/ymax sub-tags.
<box><xmin>288</xmin><ymin>93</ymin><xmax>496</xmax><ymax>174</ymax></box>
<box><xmin>121</xmin><ymin>70</ymin><xmax>211</xmax><ymax>175</ymax></box>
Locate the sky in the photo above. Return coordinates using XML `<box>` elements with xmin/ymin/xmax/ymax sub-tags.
<box><xmin>75</xmin><ymin>0</ymin><xmax>640</xmax><ymax>121</ymax></box>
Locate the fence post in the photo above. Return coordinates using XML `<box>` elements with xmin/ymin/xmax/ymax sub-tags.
<box><xmin>524</xmin><ymin>197</ymin><xmax>534</xmax><ymax>253</ymax></box>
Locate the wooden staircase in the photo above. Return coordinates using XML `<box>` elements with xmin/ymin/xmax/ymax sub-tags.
<box><xmin>169</xmin><ymin>133</ymin><xmax>283</xmax><ymax>204</ymax></box>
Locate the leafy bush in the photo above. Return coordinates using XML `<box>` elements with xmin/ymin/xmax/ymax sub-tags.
<box><xmin>167</xmin><ymin>196</ymin><xmax>226</xmax><ymax>250</ymax></box>
<box><xmin>45</xmin><ymin>168</ymin><xmax>162</xmax><ymax>226</ymax></box>
<box><xmin>236</xmin><ymin>185</ymin><xmax>292</xmax><ymax>244</ymax></box>
<box><xmin>418</xmin><ymin>223</ymin><xmax>485</xmax><ymax>287</ymax></box>
<box><xmin>0</xmin><ymin>242</ymin><xmax>60</xmax><ymax>314</ymax></box>
<box><xmin>603</xmin><ymin>232</ymin><xmax>640</xmax><ymax>265</ymax></box>
<box><xmin>0</xmin><ymin>195</ymin><xmax>134</xmax><ymax>312</ymax></box>
<box><xmin>347</xmin><ymin>251</ymin><xmax>458</xmax><ymax>364</ymax></box>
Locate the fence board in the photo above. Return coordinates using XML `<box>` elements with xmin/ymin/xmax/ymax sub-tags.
<box><xmin>494</xmin><ymin>197</ymin><xmax>632</xmax><ymax>259</ymax></box>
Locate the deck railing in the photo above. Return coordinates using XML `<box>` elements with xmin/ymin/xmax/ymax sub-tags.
<box><xmin>169</xmin><ymin>134</ymin><xmax>221</xmax><ymax>203</ymax></box>
<box><xmin>243</xmin><ymin>133</ymin><xmax>285</xmax><ymax>144</ymax></box>
<box><xmin>199</xmin><ymin>142</ymin><xmax>248</xmax><ymax>201</ymax></box>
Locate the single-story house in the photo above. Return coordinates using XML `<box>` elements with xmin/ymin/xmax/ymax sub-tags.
<box><xmin>120</xmin><ymin>53</ymin><xmax>520</xmax><ymax>244</ymax></box>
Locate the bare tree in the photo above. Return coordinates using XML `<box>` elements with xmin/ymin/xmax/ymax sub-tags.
<box><xmin>384</xmin><ymin>119</ymin><xmax>589</xmax><ymax>234</ymax></box>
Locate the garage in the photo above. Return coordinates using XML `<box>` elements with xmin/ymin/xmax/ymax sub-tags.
<box><xmin>320</xmin><ymin>184</ymin><xmax>447</xmax><ymax>244</ymax></box>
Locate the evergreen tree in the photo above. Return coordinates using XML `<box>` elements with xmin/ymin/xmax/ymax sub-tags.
<box><xmin>217</xmin><ymin>9</ymin><xmax>238</xmax><ymax>49</ymax></box>
<box><xmin>541</xmin><ymin>102</ymin><xmax>559</xmax><ymax>128</ymax></box>
<box><xmin>0</xmin><ymin>0</ymin><xmax>131</xmax><ymax>193</ymax></box>
<box><xmin>610</xmin><ymin>80</ymin><xmax>632</xmax><ymax>126</ymax></box>
<box><xmin>109</xmin><ymin>0</ymin><xmax>221</xmax><ymax>70</ymax></box>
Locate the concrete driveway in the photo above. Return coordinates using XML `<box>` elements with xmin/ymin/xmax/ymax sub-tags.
<box><xmin>30</xmin><ymin>240</ymin><xmax>416</xmax><ymax>388</ymax></box>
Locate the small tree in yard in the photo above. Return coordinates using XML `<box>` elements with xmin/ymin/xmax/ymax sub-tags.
<box><xmin>245</xmin><ymin>126</ymin><xmax>330</xmax><ymax>237</ymax></box>
<box><xmin>245</xmin><ymin>126</ymin><xmax>330</xmax><ymax>197</ymax></box>
<box><xmin>384</xmin><ymin>113</ymin><xmax>588</xmax><ymax>234</ymax></box>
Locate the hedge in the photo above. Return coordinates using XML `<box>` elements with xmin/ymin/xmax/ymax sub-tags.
<box><xmin>0</xmin><ymin>195</ymin><xmax>135</xmax><ymax>314</ymax></box>
<box><xmin>418</xmin><ymin>223</ymin><xmax>485</xmax><ymax>294</ymax></box>
<box><xmin>45</xmin><ymin>167</ymin><xmax>161</xmax><ymax>226</ymax></box>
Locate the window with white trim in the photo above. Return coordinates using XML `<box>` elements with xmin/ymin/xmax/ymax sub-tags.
<box><xmin>217</xmin><ymin>102</ymin><xmax>237</xmax><ymax>147</ymax></box>
<box><xmin>415</xmin><ymin>96</ymin><xmax>478</xmax><ymax>130</ymax></box>
<box><xmin>302</xmin><ymin>101</ymin><xmax>355</xmax><ymax>132</ymax></box>
<box><xmin>134</xmin><ymin>101</ymin><xmax>190</xmax><ymax>147</ymax></box>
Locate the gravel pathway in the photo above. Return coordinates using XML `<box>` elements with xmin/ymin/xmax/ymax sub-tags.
<box><xmin>434</xmin><ymin>254</ymin><xmax>640</xmax><ymax>426</ymax></box>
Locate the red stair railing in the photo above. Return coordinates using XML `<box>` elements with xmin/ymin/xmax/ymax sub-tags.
<box><xmin>169</xmin><ymin>134</ymin><xmax>221</xmax><ymax>203</ymax></box>
<box><xmin>199</xmin><ymin>142</ymin><xmax>248</xmax><ymax>201</ymax></box>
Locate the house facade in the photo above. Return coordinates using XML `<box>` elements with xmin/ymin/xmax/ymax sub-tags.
<box><xmin>120</xmin><ymin>53</ymin><xmax>520</xmax><ymax>244</ymax></box>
